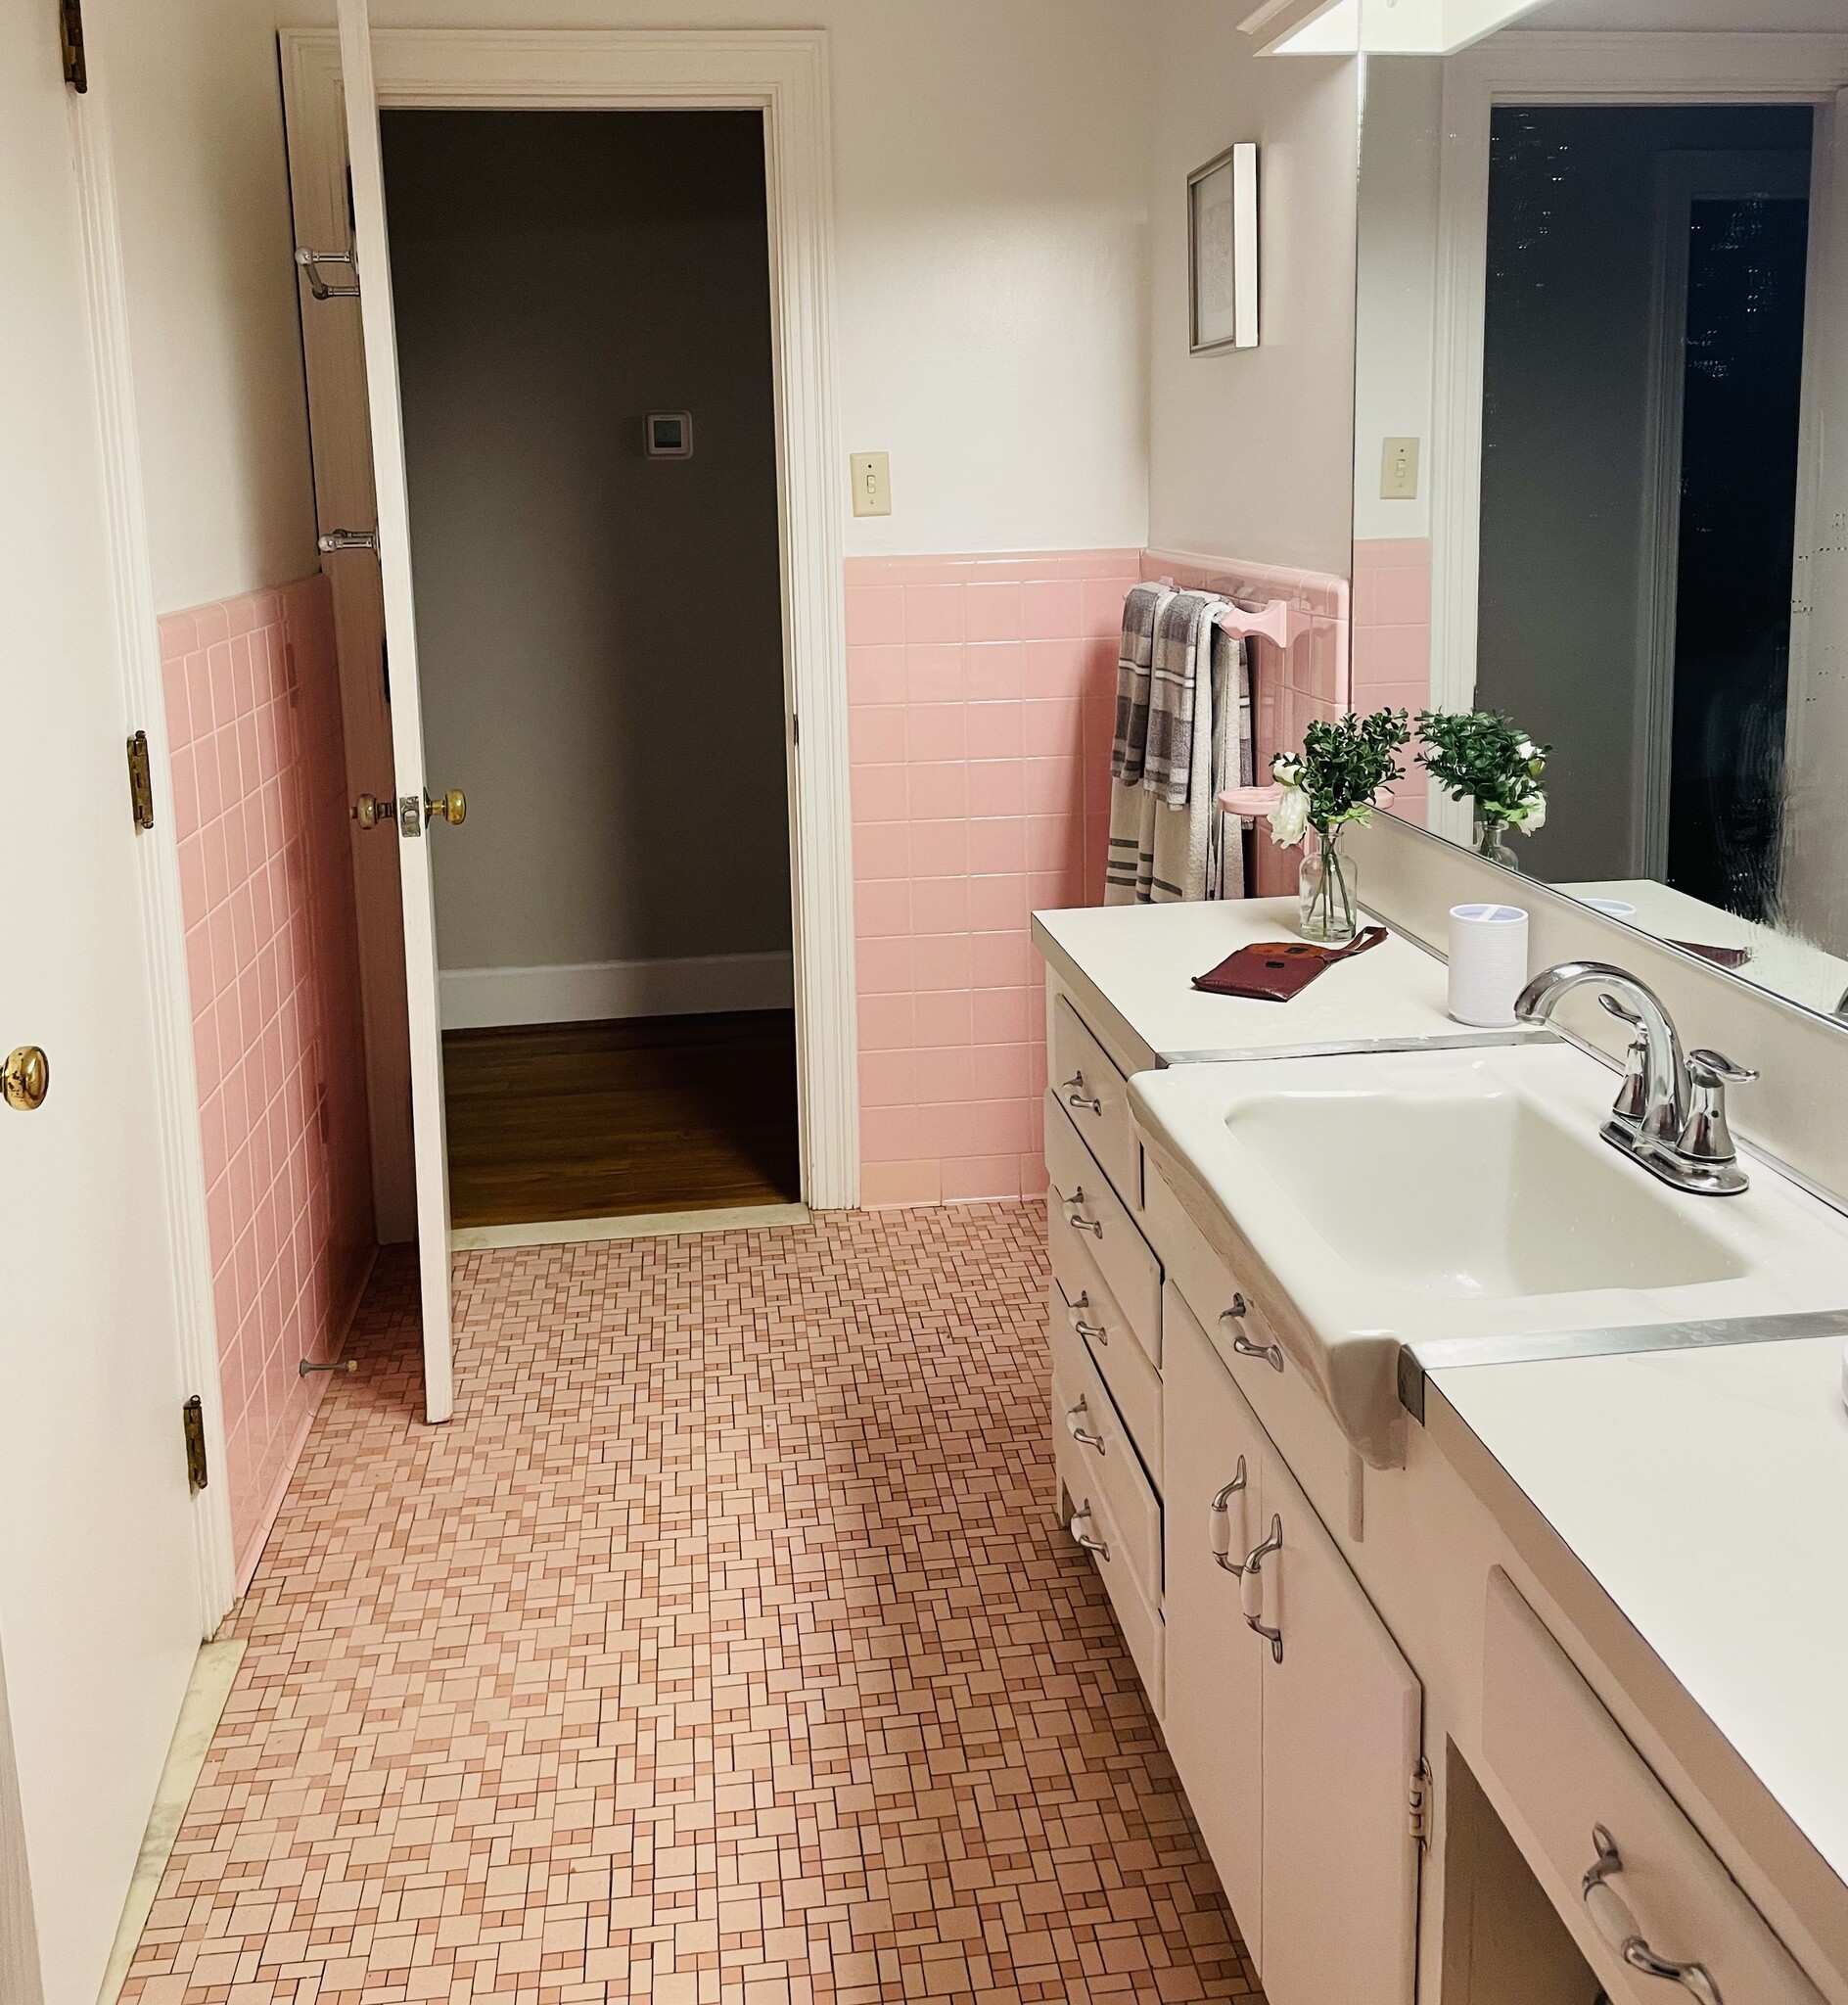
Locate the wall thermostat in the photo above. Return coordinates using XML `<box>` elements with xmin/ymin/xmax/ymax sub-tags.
<box><xmin>646</xmin><ymin>411</ymin><xmax>693</xmax><ymax>458</ymax></box>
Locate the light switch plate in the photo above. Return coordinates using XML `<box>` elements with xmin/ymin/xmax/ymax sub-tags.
<box><xmin>1380</xmin><ymin>437</ymin><xmax>1420</xmax><ymax>501</ymax></box>
<box><xmin>850</xmin><ymin>451</ymin><xmax>892</xmax><ymax>517</ymax></box>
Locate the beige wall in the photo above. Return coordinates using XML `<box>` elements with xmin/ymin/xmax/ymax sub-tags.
<box><xmin>308</xmin><ymin>0</ymin><xmax>1157</xmax><ymax>560</ymax></box>
<box><xmin>1145</xmin><ymin>0</ymin><xmax>1361</xmax><ymax>576</ymax></box>
<box><xmin>96</xmin><ymin>0</ymin><xmax>320</xmax><ymax>611</ymax></box>
<box><xmin>384</xmin><ymin>109</ymin><xmax>793</xmax><ymax>1001</ymax></box>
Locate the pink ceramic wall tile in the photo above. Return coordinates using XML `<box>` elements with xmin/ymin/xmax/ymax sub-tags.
<box><xmin>851</xmin><ymin>548</ymin><xmax>1338</xmax><ymax>1207</ymax></box>
<box><xmin>159</xmin><ymin>574</ymin><xmax>373</xmax><ymax>1589</ymax></box>
<box><xmin>1352</xmin><ymin>537</ymin><xmax>1434</xmax><ymax>717</ymax></box>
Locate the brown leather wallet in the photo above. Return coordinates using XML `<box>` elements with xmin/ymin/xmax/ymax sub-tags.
<box><xmin>1192</xmin><ymin>925</ymin><xmax>1389</xmax><ymax>1002</ymax></box>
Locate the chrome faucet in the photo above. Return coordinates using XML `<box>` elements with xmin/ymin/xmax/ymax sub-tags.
<box><xmin>1514</xmin><ymin>961</ymin><xmax>1758</xmax><ymax>1195</ymax></box>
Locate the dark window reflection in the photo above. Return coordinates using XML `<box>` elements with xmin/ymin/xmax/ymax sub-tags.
<box><xmin>1476</xmin><ymin>104</ymin><xmax>1812</xmax><ymax>919</ymax></box>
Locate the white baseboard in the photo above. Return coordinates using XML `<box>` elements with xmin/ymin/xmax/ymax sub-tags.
<box><xmin>439</xmin><ymin>951</ymin><xmax>796</xmax><ymax>1029</ymax></box>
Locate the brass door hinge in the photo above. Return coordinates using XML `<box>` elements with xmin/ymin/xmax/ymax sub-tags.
<box><xmin>1409</xmin><ymin>1755</ymin><xmax>1433</xmax><ymax>1848</ymax></box>
<box><xmin>126</xmin><ymin>729</ymin><xmax>155</xmax><ymax>832</ymax></box>
<box><xmin>60</xmin><ymin>0</ymin><xmax>86</xmax><ymax>91</ymax></box>
<box><xmin>182</xmin><ymin>1394</ymin><xmax>208</xmax><ymax>1492</ymax></box>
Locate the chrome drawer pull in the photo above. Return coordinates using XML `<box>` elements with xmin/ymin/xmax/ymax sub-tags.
<box><xmin>1062</xmin><ymin>1070</ymin><xmax>1103</xmax><ymax>1116</ymax></box>
<box><xmin>1070</xmin><ymin>1504</ymin><xmax>1110</xmax><ymax>1559</ymax></box>
<box><xmin>1209</xmin><ymin>1457</ymin><xmax>1248</xmax><ymax>1576</ymax></box>
<box><xmin>1065</xmin><ymin>1397</ymin><xmax>1106</xmax><ymax>1453</ymax></box>
<box><xmin>1066</xmin><ymin>1290</ymin><xmax>1108</xmax><ymax>1344</ymax></box>
<box><xmin>1242</xmin><ymin>1514</ymin><xmax>1284</xmax><ymax>1661</ymax></box>
<box><xmin>1221</xmin><ymin>1298</ymin><xmax>1284</xmax><ymax>1372</ymax></box>
<box><xmin>1582</xmin><ymin>1827</ymin><xmax>1722</xmax><ymax>2005</ymax></box>
<box><xmin>1064</xmin><ymin>1189</ymin><xmax>1104</xmax><ymax>1238</ymax></box>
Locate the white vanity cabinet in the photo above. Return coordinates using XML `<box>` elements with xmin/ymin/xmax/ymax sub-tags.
<box><xmin>1161</xmin><ymin>1283</ymin><xmax>1268</xmax><ymax>1956</ymax></box>
<box><xmin>1038</xmin><ymin>910</ymin><xmax>1848</xmax><ymax>2005</ymax></box>
<box><xmin>1043</xmin><ymin>973</ymin><xmax>1426</xmax><ymax>2003</ymax></box>
<box><xmin>1044</xmin><ymin>1076</ymin><xmax>1167</xmax><ymax>1710</ymax></box>
<box><xmin>1164</xmin><ymin>1284</ymin><xmax>1423</xmax><ymax>2005</ymax></box>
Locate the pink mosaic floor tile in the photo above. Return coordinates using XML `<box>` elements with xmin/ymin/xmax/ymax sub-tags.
<box><xmin>123</xmin><ymin>1204</ymin><xmax>1259</xmax><ymax>2005</ymax></box>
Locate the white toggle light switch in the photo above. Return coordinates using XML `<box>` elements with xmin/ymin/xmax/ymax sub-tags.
<box><xmin>1380</xmin><ymin>437</ymin><xmax>1420</xmax><ymax>501</ymax></box>
<box><xmin>850</xmin><ymin>451</ymin><xmax>892</xmax><ymax>517</ymax></box>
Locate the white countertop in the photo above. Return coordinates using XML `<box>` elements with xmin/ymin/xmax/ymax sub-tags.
<box><xmin>1435</xmin><ymin>1335</ymin><xmax>1848</xmax><ymax>1895</ymax></box>
<box><xmin>1032</xmin><ymin>898</ymin><xmax>1532</xmax><ymax>1073</ymax></box>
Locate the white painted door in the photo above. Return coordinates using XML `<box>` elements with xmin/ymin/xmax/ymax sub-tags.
<box><xmin>1257</xmin><ymin>1443</ymin><xmax>1422</xmax><ymax>2005</ymax></box>
<box><xmin>336</xmin><ymin>0</ymin><xmax>455</xmax><ymax>1422</ymax></box>
<box><xmin>0</xmin><ymin>21</ymin><xmax>207</xmax><ymax>2002</ymax></box>
<box><xmin>1160</xmin><ymin>1286</ymin><xmax>1266</xmax><ymax>1962</ymax></box>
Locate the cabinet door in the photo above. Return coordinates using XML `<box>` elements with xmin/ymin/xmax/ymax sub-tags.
<box><xmin>1162</xmin><ymin>1284</ymin><xmax>1266</xmax><ymax>1960</ymax></box>
<box><xmin>1258</xmin><ymin>1443</ymin><xmax>1422</xmax><ymax>2005</ymax></box>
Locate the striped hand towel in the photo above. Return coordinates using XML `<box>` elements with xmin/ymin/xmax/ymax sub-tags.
<box><xmin>1110</xmin><ymin>582</ymin><xmax>1171</xmax><ymax>786</ymax></box>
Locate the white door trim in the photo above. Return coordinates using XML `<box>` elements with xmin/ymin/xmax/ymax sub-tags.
<box><xmin>278</xmin><ymin>24</ymin><xmax>861</xmax><ymax>1213</ymax></box>
<box><xmin>68</xmin><ymin>72</ymin><xmax>235</xmax><ymax>1633</ymax></box>
<box><xmin>1428</xmin><ymin>30</ymin><xmax>1848</xmax><ymax>848</ymax></box>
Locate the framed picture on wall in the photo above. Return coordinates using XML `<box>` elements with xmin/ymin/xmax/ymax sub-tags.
<box><xmin>1188</xmin><ymin>142</ymin><xmax>1259</xmax><ymax>352</ymax></box>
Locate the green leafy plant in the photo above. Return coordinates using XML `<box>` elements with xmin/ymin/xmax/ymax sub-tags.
<box><xmin>1269</xmin><ymin>709</ymin><xmax>1410</xmax><ymax>941</ymax></box>
<box><xmin>1416</xmin><ymin>708</ymin><xmax>1549</xmax><ymax>843</ymax></box>
<box><xmin>1269</xmin><ymin>709</ymin><xmax>1411</xmax><ymax>842</ymax></box>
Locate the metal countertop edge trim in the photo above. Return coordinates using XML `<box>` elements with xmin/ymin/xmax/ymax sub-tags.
<box><xmin>1407</xmin><ymin>1307</ymin><xmax>1848</xmax><ymax>1389</ymax></box>
<box><xmin>1157</xmin><ymin>1027</ymin><xmax>1559</xmax><ymax>1064</ymax></box>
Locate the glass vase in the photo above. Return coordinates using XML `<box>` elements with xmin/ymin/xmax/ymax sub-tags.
<box><xmin>1299</xmin><ymin>826</ymin><xmax>1361</xmax><ymax>944</ymax></box>
<box><xmin>1473</xmin><ymin>813</ymin><xmax>1519</xmax><ymax>871</ymax></box>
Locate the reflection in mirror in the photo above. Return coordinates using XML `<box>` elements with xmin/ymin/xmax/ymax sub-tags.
<box><xmin>1349</xmin><ymin>1</ymin><xmax>1848</xmax><ymax>1022</ymax></box>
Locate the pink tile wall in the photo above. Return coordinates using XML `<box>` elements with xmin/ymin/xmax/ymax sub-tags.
<box><xmin>847</xmin><ymin>550</ymin><xmax>1141</xmax><ymax>1207</ymax></box>
<box><xmin>1352</xmin><ymin>537</ymin><xmax>1432</xmax><ymax>827</ymax></box>
<box><xmin>1140</xmin><ymin>549</ymin><xmax>1352</xmax><ymax>895</ymax></box>
<box><xmin>159</xmin><ymin>575</ymin><xmax>374</xmax><ymax>1588</ymax></box>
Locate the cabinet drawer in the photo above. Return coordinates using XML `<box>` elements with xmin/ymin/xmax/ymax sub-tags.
<box><xmin>1050</xmin><ymin>1303</ymin><xmax>1162</xmax><ymax>1595</ymax></box>
<box><xmin>1146</xmin><ymin>1160</ymin><xmax>1353</xmax><ymax>1526</ymax></box>
<box><xmin>1046</xmin><ymin>1091</ymin><xmax>1161</xmax><ymax>1364</ymax></box>
<box><xmin>1050</xmin><ymin>1323</ymin><xmax>1170</xmax><ymax>1716</ymax></box>
<box><xmin>1050</xmin><ymin>995</ymin><xmax>1139</xmax><ymax>1204</ymax></box>
<box><xmin>1481</xmin><ymin>1569</ymin><xmax>1822</xmax><ymax>2005</ymax></box>
<box><xmin>1050</xmin><ymin>1219</ymin><xmax>1163</xmax><ymax>1488</ymax></box>
<box><xmin>1062</xmin><ymin>1472</ymin><xmax>1165</xmax><ymax>1715</ymax></box>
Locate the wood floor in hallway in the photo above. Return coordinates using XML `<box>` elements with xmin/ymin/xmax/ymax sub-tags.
<box><xmin>121</xmin><ymin>1205</ymin><xmax>1258</xmax><ymax>2005</ymax></box>
<box><xmin>442</xmin><ymin>1011</ymin><xmax>803</xmax><ymax>1229</ymax></box>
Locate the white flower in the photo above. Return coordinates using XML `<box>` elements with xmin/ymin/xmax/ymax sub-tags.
<box><xmin>1507</xmin><ymin>790</ymin><xmax>1547</xmax><ymax>835</ymax></box>
<box><xmin>1269</xmin><ymin>782</ymin><xmax>1310</xmax><ymax>847</ymax></box>
<box><xmin>1271</xmin><ymin>752</ymin><xmax>1305</xmax><ymax>788</ymax></box>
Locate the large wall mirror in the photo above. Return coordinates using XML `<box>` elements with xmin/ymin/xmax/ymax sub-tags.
<box><xmin>1349</xmin><ymin>2</ymin><xmax>1848</xmax><ymax>1021</ymax></box>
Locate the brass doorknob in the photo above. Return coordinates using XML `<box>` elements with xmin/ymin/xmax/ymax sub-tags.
<box><xmin>3</xmin><ymin>1046</ymin><xmax>50</xmax><ymax>1112</ymax></box>
<box><xmin>425</xmin><ymin>788</ymin><xmax>467</xmax><ymax>826</ymax></box>
<box><xmin>351</xmin><ymin>791</ymin><xmax>390</xmax><ymax>830</ymax></box>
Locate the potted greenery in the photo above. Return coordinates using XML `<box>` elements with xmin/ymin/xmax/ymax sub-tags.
<box><xmin>1268</xmin><ymin>709</ymin><xmax>1410</xmax><ymax>943</ymax></box>
<box><xmin>1415</xmin><ymin>709</ymin><xmax>1549</xmax><ymax>868</ymax></box>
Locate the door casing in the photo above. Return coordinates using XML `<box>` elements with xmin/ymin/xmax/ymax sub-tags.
<box><xmin>277</xmin><ymin>25</ymin><xmax>862</xmax><ymax>1261</ymax></box>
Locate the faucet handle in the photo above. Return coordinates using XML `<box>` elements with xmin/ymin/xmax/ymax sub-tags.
<box><xmin>1687</xmin><ymin>1049</ymin><xmax>1757</xmax><ymax>1089</ymax></box>
<box><xmin>1599</xmin><ymin>992</ymin><xmax>1651</xmax><ymax>1129</ymax></box>
<box><xmin>1679</xmin><ymin>1049</ymin><xmax>1757</xmax><ymax>1169</ymax></box>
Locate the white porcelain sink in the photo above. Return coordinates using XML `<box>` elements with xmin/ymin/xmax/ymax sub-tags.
<box><xmin>1223</xmin><ymin>1087</ymin><xmax>1745</xmax><ymax>1300</ymax></box>
<box><xmin>1131</xmin><ymin>1042</ymin><xmax>1848</xmax><ymax>1465</ymax></box>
